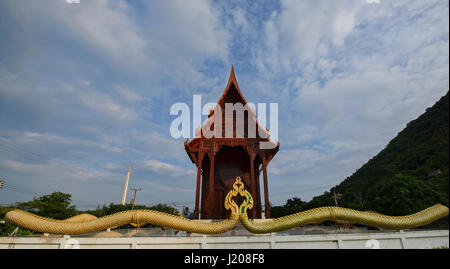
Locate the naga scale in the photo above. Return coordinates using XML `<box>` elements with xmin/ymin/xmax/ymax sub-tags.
<box><xmin>4</xmin><ymin>177</ymin><xmax>449</xmax><ymax>235</ymax></box>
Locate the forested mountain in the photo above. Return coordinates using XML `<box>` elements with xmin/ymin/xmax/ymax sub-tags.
<box><xmin>273</xmin><ymin>92</ymin><xmax>449</xmax><ymax>223</ymax></box>
<box><xmin>331</xmin><ymin>91</ymin><xmax>449</xmax><ymax>214</ymax></box>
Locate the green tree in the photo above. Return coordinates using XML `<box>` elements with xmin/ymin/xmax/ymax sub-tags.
<box><xmin>82</xmin><ymin>202</ymin><xmax>179</xmax><ymax>229</ymax></box>
<box><xmin>0</xmin><ymin>205</ymin><xmax>33</xmax><ymax>236</ymax></box>
<box><xmin>16</xmin><ymin>192</ymin><xmax>77</xmax><ymax>220</ymax></box>
<box><xmin>269</xmin><ymin>206</ymin><xmax>287</xmax><ymax>218</ymax></box>
<box><xmin>270</xmin><ymin>197</ymin><xmax>308</xmax><ymax>218</ymax></box>
<box><xmin>366</xmin><ymin>174</ymin><xmax>447</xmax><ymax>216</ymax></box>
<box><xmin>303</xmin><ymin>191</ymin><xmax>336</xmax><ymax>210</ymax></box>
<box><xmin>284</xmin><ymin>197</ymin><xmax>306</xmax><ymax>214</ymax></box>
<box><xmin>83</xmin><ymin>203</ymin><xmax>179</xmax><ymax>218</ymax></box>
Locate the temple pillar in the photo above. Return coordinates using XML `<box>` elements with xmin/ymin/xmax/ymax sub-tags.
<box><xmin>194</xmin><ymin>152</ymin><xmax>204</xmax><ymax>219</ymax></box>
<box><xmin>209</xmin><ymin>148</ymin><xmax>215</xmax><ymax>215</ymax></box>
<box><xmin>262</xmin><ymin>160</ymin><xmax>270</xmax><ymax>218</ymax></box>
<box><xmin>255</xmin><ymin>162</ymin><xmax>262</xmax><ymax>218</ymax></box>
<box><xmin>249</xmin><ymin>150</ymin><xmax>256</xmax><ymax>219</ymax></box>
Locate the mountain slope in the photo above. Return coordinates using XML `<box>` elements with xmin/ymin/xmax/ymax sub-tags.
<box><xmin>305</xmin><ymin>91</ymin><xmax>449</xmax><ymax>218</ymax></box>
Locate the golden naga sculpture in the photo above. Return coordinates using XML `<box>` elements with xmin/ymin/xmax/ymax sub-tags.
<box><xmin>4</xmin><ymin>177</ymin><xmax>449</xmax><ymax>235</ymax></box>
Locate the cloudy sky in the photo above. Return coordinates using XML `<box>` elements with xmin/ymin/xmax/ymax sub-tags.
<box><xmin>0</xmin><ymin>0</ymin><xmax>448</xmax><ymax>210</ymax></box>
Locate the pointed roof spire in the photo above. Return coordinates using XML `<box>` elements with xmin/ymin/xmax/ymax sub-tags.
<box><xmin>228</xmin><ymin>65</ymin><xmax>237</xmax><ymax>86</ymax></box>
<box><xmin>219</xmin><ymin>65</ymin><xmax>247</xmax><ymax>107</ymax></box>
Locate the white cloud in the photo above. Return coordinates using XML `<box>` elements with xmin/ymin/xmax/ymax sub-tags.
<box><xmin>0</xmin><ymin>0</ymin><xmax>447</xmax><ymax>207</ymax></box>
<box><xmin>100</xmin><ymin>162</ymin><xmax>120</xmax><ymax>171</ymax></box>
<box><xmin>232</xmin><ymin>7</ymin><xmax>250</xmax><ymax>31</ymax></box>
<box><xmin>140</xmin><ymin>159</ymin><xmax>195</xmax><ymax>177</ymax></box>
<box><xmin>1</xmin><ymin>0</ymin><xmax>231</xmax><ymax>90</ymax></box>
<box><xmin>0</xmin><ymin>159</ymin><xmax>122</xmax><ymax>183</ymax></box>
<box><xmin>57</xmin><ymin>0</ymin><xmax>147</xmax><ymax>68</ymax></box>
<box><xmin>129</xmin><ymin>131</ymin><xmax>188</xmax><ymax>162</ymax></box>
<box><xmin>115</xmin><ymin>86</ymin><xmax>143</xmax><ymax>102</ymax></box>
<box><xmin>333</xmin><ymin>9</ymin><xmax>356</xmax><ymax>46</ymax></box>
<box><xmin>256</xmin><ymin>0</ymin><xmax>362</xmax><ymax>73</ymax></box>
<box><xmin>250</xmin><ymin>0</ymin><xmax>449</xmax><ymax>205</ymax></box>
<box><xmin>270</xmin><ymin>148</ymin><xmax>324</xmax><ymax>176</ymax></box>
<box><xmin>145</xmin><ymin>181</ymin><xmax>194</xmax><ymax>194</ymax></box>
<box><xmin>79</xmin><ymin>89</ymin><xmax>137</xmax><ymax>122</ymax></box>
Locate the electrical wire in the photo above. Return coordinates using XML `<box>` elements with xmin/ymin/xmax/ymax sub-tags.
<box><xmin>271</xmin><ymin>185</ymin><xmax>332</xmax><ymax>195</ymax></box>
<box><xmin>0</xmin><ymin>140</ymin><xmax>50</xmax><ymax>162</ymax></box>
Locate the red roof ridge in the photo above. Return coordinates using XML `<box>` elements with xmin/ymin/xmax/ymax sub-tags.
<box><xmin>191</xmin><ymin>66</ymin><xmax>272</xmax><ymax>140</ymax></box>
<box><xmin>217</xmin><ymin>65</ymin><xmax>248</xmax><ymax>108</ymax></box>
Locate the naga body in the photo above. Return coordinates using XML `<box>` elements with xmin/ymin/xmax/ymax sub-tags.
<box><xmin>4</xmin><ymin>177</ymin><xmax>449</xmax><ymax>235</ymax></box>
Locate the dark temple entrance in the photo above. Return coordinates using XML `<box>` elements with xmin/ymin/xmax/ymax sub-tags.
<box><xmin>214</xmin><ymin>146</ymin><xmax>250</xmax><ymax>219</ymax></box>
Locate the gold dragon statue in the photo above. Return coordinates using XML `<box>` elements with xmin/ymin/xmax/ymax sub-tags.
<box><xmin>4</xmin><ymin>177</ymin><xmax>449</xmax><ymax>235</ymax></box>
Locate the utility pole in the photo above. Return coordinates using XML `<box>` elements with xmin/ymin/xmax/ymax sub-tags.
<box><xmin>129</xmin><ymin>187</ymin><xmax>141</xmax><ymax>210</ymax></box>
<box><xmin>332</xmin><ymin>191</ymin><xmax>343</xmax><ymax>206</ymax></box>
<box><xmin>121</xmin><ymin>168</ymin><xmax>131</xmax><ymax>205</ymax></box>
<box><xmin>172</xmin><ymin>202</ymin><xmax>189</xmax><ymax>217</ymax></box>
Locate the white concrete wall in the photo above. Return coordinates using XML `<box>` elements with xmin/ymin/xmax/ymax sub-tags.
<box><xmin>0</xmin><ymin>230</ymin><xmax>448</xmax><ymax>249</ymax></box>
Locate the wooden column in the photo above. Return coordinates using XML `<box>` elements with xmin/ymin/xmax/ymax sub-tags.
<box><xmin>262</xmin><ymin>160</ymin><xmax>270</xmax><ymax>218</ymax></box>
<box><xmin>255</xmin><ymin>163</ymin><xmax>262</xmax><ymax>218</ymax></box>
<box><xmin>209</xmin><ymin>149</ymin><xmax>215</xmax><ymax>215</ymax></box>
<box><xmin>249</xmin><ymin>150</ymin><xmax>256</xmax><ymax>219</ymax></box>
<box><xmin>194</xmin><ymin>152</ymin><xmax>203</xmax><ymax>219</ymax></box>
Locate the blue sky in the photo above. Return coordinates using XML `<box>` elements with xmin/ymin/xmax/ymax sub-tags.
<box><xmin>0</xmin><ymin>0</ymin><xmax>448</xmax><ymax>210</ymax></box>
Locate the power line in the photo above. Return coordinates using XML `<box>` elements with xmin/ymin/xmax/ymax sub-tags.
<box><xmin>172</xmin><ymin>201</ymin><xmax>195</xmax><ymax>205</ymax></box>
<box><xmin>0</xmin><ymin>137</ymin><xmax>49</xmax><ymax>158</ymax></box>
<box><xmin>0</xmin><ymin>139</ymin><xmax>50</xmax><ymax>161</ymax></box>
<box><xmin>0</xmin><ymin>137</ymin><xmax>94</xmax><ymax>167</ymax></box>
<box><xmin>0</xmin><ymin>177</ymin><xmax>47</xmax><ymax>198</ymax></box>
<box><xmin>0</xmin><ymin>139</ymin><xmax>124</xmax><ymax>205</ymax></box>
<box><xmin>0</xmin><ymin>144</ymin><xmax>46</xmax><ymax>163</ymax></box>
<box><xmin>1</xmin><ymin>185</ymin><xmax>43</xmax><ymax>197</ymax></box>
<box><xmin>5</xmin><ymin>181</ymin><xmax>43</xmax><ymax>194</ymax></box>
<box><xmin>271</xmin><ymin>185</ymin><xmax>332</xmax><ymax>195</ymax></box>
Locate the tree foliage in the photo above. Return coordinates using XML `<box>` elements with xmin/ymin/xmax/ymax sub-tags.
<box><xmin>270</xmin><ymin>197</ymin><xmax>308</xmax><ymax>218</ymax></box>
<box><xmin>366</xmin><ymin>173</ymin><xmax>447</xmax><ymax>215</ymax></box>
<box><xmin>83</xmin><ymin>203</ymin><xmax>179</xmax><ymax>218</ymax></box>
<box><xmin>15</xmin><ymin>192</ymin><xmax>77</xmax><ymax>220</ymax></box>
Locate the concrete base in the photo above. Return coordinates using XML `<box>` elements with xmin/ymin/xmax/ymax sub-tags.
<box><xmin>0</xmin><ymin>230</ymin><xmax>448</xmax><ymax>249</ymax></box>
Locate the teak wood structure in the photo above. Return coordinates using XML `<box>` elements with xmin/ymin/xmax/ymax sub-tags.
<box><xmin>185</xmin><ymin>66</ymin><xmax>279</xmax><ymax>219</ymax></box>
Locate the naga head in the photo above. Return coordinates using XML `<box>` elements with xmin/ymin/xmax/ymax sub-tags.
<box><xmin>224</xmin><ymin>177</ymin><xmax>254</xmax><ymax>217</ymax></box>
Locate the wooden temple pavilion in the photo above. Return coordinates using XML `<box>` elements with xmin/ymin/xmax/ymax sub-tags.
<box><xmin>184</xmin><ymin>66</ymin><xmax>279</xmax><ymax>219</ymax></box>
